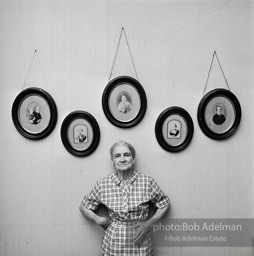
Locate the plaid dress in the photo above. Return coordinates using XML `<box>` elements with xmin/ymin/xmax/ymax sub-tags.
<box><xmin>81</xmin><ymin>170</ymin><xmax>170</xmax><ymax>256</ymax></box>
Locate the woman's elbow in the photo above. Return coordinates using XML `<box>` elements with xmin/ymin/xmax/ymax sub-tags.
<box><xmin>79</xmin><ymin>204</ymin><xmax>85</xmax><ymax>213</ymax></box>
<box><xmin>162</xmin><ymin>203</ymin><xmax>171</xmax><ymax>214</ymax></box>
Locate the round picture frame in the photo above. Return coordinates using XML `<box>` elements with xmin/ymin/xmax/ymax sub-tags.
<box><xmin>155</xmin><ymin>106</ymin><xmax>194</xmax><ymax>153</ymax></box>
<box><xmin>197</xmin><ymin>88</ymin><xmax>241</xmax><ymax>140</ymax></box>
<box><xmin>12</xmin><ymin>87</ymin><xmax>58</xmax><ymax>140</ymax></box>
<box><xmin>60</xmin><ymin>111</ymin><xmax>100</xmax><ymax>157</ymax></box>
<box><xmin>102</xmin><ymin>76</ymin><xmax>147</xmax><ymax>128</ymax></box>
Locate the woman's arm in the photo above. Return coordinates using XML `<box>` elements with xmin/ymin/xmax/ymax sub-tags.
<box><xmin>134</xmin><ymin>204</ymin><xmax>170</xmax><ymax>245</ymax></box>
<box><xmin>79</xmin><ymin>204</ymin><xmax>111</xmax><ymax>230</ymax></box>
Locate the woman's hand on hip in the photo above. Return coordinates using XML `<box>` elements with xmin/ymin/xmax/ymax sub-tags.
<box><xmin>95</xmin><ymin>216</ymin><xmax>112</xmax><ymax>230</ymax></box>
<box><xmin>133</xmin><ymin>221</ymin><xmax>152</xmax><ymax>245</ymax></box>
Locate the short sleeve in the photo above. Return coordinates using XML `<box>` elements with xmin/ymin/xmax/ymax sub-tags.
<box><xmin>80</xmin><ymin>180</ymin><xmax>101</xmax><ymax>211</ymax></box>
<box><xmin>149</xmin><ymin>178</ymin><xmax>171</xmax><ymax>209</ymax></box>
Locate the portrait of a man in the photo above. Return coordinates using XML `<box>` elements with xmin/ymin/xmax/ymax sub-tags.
<box><xmin>167</xmin><ymin>120</ymin><xmax>181</xmax><ymax>139</ymax></box>
<box><xmin>74</xmin><ymin>124</ymin><xmax>88</xmax><ymax>144</ymax></box>
<box><xmin>212</xmin><ymin>105</ymin><xmax>226</xmax><ymax>125</ymax></box>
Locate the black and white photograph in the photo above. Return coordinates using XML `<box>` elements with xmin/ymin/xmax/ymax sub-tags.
<box><xmin>61</xmin><ymin>111</ymin><xmax>100</xmax><ymax>157</ymax></box>
<box><xmin>198</xmin><ymin>88</ymin><xmax>242</xmax><ymax>140</ymax></box>
<box><xmin>1</xmin><ymin>1</ymin><xmax>253</xmax><ymax>256</ymax></box>
<box><xmin>12</xmin><ymin>87</ymin><xmax>57</xmax><ymax>140</ymax></box>
<box><xmin>155</xmin><ymin>107</ymin><xmax>194</xmax><ymax>152</ymax></box>
<box><xmin>102</xmin><ymin>76</ymin><xmax>147</xmax><ymax>128</ymax></box>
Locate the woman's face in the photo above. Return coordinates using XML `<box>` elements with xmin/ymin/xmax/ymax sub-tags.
<box><xmin>112</xmin><ymin>145</ymin><xmax>135</xmax><ymax>172</ymax></box>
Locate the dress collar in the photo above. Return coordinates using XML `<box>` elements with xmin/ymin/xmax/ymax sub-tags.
<box><xmin>111</xmin><ymin>170</ymin><xmax>139</xmax><ymax>186</ymax></box>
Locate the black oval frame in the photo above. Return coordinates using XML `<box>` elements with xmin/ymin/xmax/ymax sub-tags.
<box><xmin>155</xmin><ymin>106</ymin><xmax>194</xmax><ymax>153</ymax></box>
<box><xmin>102</xmin><ymin>76</ymin><xmax>147</xmax><ymax>128</ymax></box>
<box><xmin>60</xmin><ymin>111</ymin><xmax>100</xmax><ymax>157</ymax></box>
<box><xmin>197</xmin><ymin>88</ymin><xmax>241</xmax><ymax>140</ymax></box>
<box><xmin>12</xmin><ymin>87</ymin><xmax>58</xmax><ymax>140</ymax></box>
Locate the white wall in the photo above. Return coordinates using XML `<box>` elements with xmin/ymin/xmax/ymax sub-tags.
<box><xmin>0</xmin><ymin>0</ymin><xmax>253</xmax><ymax>255</ymax></box>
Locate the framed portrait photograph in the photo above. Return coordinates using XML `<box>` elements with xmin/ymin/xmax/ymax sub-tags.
<box><xmin>60</xmin><ymin>111</ymin><xmax>100</xmax><ymax>157</ymax></box>
<box><xmin>102</xmin><ymin>76</ymin><xmax>147</xmax><ymax>128</ymax></box>
<box><xmin>155</xmin><ymin>107</ymin><xmax>194</xmax><ymax>153</ymax></box>
<box><xmin>12</xmin><ymin>87</ymin><xmax>57</xmax><ymax>140</ymax></box>
<box><xmin>197</xmin><ymin>88</ymin><xmax>241</xmax><ymax>140</ymax></box>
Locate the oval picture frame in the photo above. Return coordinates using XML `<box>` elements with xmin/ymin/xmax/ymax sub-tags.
<box><xmin>61</xmin><ymin>111</ymin><xmax>100</xmax><ymax>157</ymax></box>
<box><xmin>12</xmin><ymin>87</ymin><xmax>58</xmax><ymax>140</ymax></box>
<box><xmin>197</xmin><ymin>88</ymin><xmax>241</xmax><ymax>140</ymax></box>
<box><xmin>155</xmin><ymin>106</ymin><xmax>194</xmax><ymax>153</ymax></box>
<box><xmin>102</xmin><ymin>76</ymin><xmax>147</xmax><ymax>128</ymax></box>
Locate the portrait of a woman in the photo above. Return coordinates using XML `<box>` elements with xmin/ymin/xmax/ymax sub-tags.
<box><xmin>79</xmin><ymin>140</ymin><xmax>171</xmax><ymax>255</ymax></box>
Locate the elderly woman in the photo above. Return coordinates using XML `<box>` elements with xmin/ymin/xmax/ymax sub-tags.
<box><xmin>79</xmin><ymin>140</ymin><xmax>171</xmax><ymax>255</ymax></box>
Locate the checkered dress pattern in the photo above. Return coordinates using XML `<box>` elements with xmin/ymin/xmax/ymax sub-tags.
<box><xmin>81</xmin><ymin>171</ymin><xmax>170</xmax><ymax>256</ymax></box>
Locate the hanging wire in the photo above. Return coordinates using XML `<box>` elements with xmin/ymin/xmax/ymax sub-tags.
<box><xmin>214</xmin><ymin>52</ymin><xmax>231</xmax><ymax>91</ymax></box>
<box><xmin>109</xmin><ymin>29</ymin><xmax>123</xmax><ymax>82</ymax></box>
<box><xmin>203</xmin><ymin>51</ymin><xmax>216</xmax><ymax>96</ymax></box>
<box><xmin>22</xmin><ymin>50</ymin><xmax>37</xmax><ymax>90</ymax></box>
<box><xmin>22</xmin><ymin>49</ymin><xmax>48</xmax><ymax>90</ymax></box>
<box><xmin>203</xmin><ymin>50</ymin><xmax>231</xmax><ymax>96</ymax></box>
<box><xmin>109</xmin><ymin>27</ymin><xmax>139</xmax><ymax>81</ymax></box>
<box><xmin>36</xmin><ymin>50</ymin><xmax>48</xmax><ymax>90</ymax></box>
<box><xmin>122</xmin><ymin>28</ymin><xmax>139</xmax><ymax>81</ymax></box>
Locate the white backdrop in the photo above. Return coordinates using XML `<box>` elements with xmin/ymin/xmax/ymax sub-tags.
<box><xmin>0</xmin><ymin>0</ymin><xmax>253</xmax><ymax>255</ymax></box>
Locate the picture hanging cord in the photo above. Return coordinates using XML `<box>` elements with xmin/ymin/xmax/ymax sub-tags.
<box><xmin>203</xmin><ymin>50</ymin><xmax>231</xmax><ymax>96</ymax></box>
<box><xmin>109</xmin><ymin>27</ymin><xmax>139</xmax><ymax>82</ymax></box>
<box><xmin>22</xmin><ymin>49</ymin><xmax>48</xmax><ymax>90</ymax></box>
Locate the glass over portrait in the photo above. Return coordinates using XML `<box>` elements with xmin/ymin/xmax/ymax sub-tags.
<box><xmin>12</xmin><ymin>87</ymin><xmax>57</xmax><ymax>140</ymax></box>
<box><xmin>155</xmin><ymin>107</ymin><xmax>194</xmax><ymax>152</ymax></box>
<box><xmin>61</xmin><ymin>111</ymin><xmax>100</xmax><ymax>157</ymax></box>
<box><xmin>109</xmin><ymin>84</ymin><xmax>140</xmax><ymax>123</ymax></box>
<box><xmin>198</xmin><ymin>89</ymin><xmax>241</xmax><ymax>140</ymax></box>
<box><xmin>102</xmin><ymin>76</ymin><xmax>147</xmax><ymax>128</ymax></box>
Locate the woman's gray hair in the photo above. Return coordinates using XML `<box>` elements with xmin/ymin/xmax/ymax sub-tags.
<box><xmin>110</xmin><ymin>140</ymin><xmax>136</xmax><ymax>159</ymax></box>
